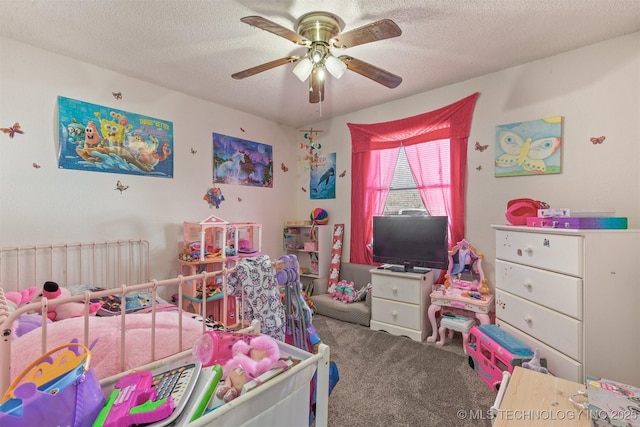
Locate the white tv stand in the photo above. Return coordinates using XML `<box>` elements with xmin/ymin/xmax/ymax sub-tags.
<box><xmin>369</xmin><ymin>268</ymin><xmax>434</xmax><ymax>341</ymax></box>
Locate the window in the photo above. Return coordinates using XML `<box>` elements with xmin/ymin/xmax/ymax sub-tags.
<box><xmin>382</xmin><ymin>147</ymin><xmax>427</xmax><ymax>215</ymax></box>
<box><xmin>347</xmin><ymin>93</ymin><xmax>479</xmax><ymax>265</ymax></box>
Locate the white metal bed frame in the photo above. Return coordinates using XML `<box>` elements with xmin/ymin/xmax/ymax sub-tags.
<box><xmin>0</xmin><ymin>239</ymin><xmax>150</xmax><ymax>291</ymax></box>
<box><xmin>0</xmin><ymin>240</ymin><xmax>329</xmax><ymax>426</ymax></box>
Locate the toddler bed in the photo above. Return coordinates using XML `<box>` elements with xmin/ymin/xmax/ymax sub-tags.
<box><xmin>0</xmin><ymin>240</ymin><xmax>329</xmax><ymax>426</ymax></box>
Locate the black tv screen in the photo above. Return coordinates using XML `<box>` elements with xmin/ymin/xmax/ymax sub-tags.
<box><xmin>372</xmin><ymin>215</ymin><xmax>449</xmax><ymax>272</ymax></box>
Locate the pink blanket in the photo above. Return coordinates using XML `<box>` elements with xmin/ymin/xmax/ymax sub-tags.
<box><xmin>10</xmin><ymin>312</ymin><xmax>205</xmax><ymax>383</ymax></box>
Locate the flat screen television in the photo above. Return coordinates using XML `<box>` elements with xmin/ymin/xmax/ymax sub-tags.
<box><xmin>372</xmin><ymin>215</ymin><xmax>449</xmax><ymax>272</ymax></box>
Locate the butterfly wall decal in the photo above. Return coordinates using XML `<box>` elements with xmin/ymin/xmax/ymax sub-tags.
<box><xmin>474</xmin><ymin>141</ymin><xmax>489</xmax><ymax>152</ymax></box>
<box><xmin>237</xmin><ymin>197</ymin><xmax>242</xmax><ymax>202</ymax></box>
<box><xmin>281</xmin><ymin>163</ymin><xmax>289</xmax><ymax>172</ymax></box>
<box><xmin>1</xmin><ymin>122</ymin><xmax>24</xmax><ymax>138</ymax></box>
<box><xmin>190</xmin><ymin>147</ymin><xmax>197</xmax><ymax>155</ymax></box>
<box><xmin>115</xmin><ymin>180</ymin><xmax>129</xmax><ymax>193</ymax></box>
<box><xmin>32</xmin><ymin>163</ymin><xmax>41</xmax><ymax>169</ymax></box>
<box><xmin>240</xmin><ymin>128</ymin><xmax>245</xmax><ymax>132</ymax></box>
<box><xmin>301</xmin><ymin>187</ymin><xmax>307</xmax><ymax>193</ymax></box>
<box><xmin>112</xmin><ymin>92</ymin><xmax>122</xmax><ymax>100</ymax></box>
<box><xmin>339</xmin><ymin>170</ymin><xmax>346</xmax><ymax>178</ymax></box>
<box><xmin>590</xmin><ymin>136</ymin><xmax>605</xmax><ymax>144</ymax></box>
<box><xmin>476</xmin><ymin>165</ymin><xmax>482</xmax><ymax>171</ymax></box>
<box><xmin>495</xmin><ymin>130</ymin><xmax>560</xmax><ymax>174</ymax></box>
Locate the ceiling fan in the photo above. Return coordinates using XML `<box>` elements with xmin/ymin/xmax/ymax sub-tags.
<box><xmin>231</xmin><ymin>11</ymin><xmax>402</xmax><ymax>103</ymax></box>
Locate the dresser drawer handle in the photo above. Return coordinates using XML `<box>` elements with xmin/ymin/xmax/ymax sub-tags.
<box><xmin>523</xmin><ymin>246</ymin><xmax>533</xmax><ymax>255</ymax></box>
<box><xmin>523</xmin><ymin>315</ymin><xmax>533</xmax><ymax>323</ymax></box>
<box><xmin>391</xmin><ymin>286</ymin><xmax>398</xmax><ymax>294</ymax></box>
<box><xmin>391</xmin><ymin>310</ymin><xmax>398</xmax><ymax>318</ymax></box>
<box><xmin>523</xmin><ymin>281</ymin><xmax>533</xmax><ymax>290</ymax></box>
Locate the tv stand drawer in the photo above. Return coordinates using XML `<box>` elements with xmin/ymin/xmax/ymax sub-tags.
<box><xmin>371</xmin><ymin>273</ymin><xmax>422</xmax><ymax>304</ymax></box>
<box><xmin>371</xmin><ymin>298</ymin><xmax>421</xmax><ymax>329</ymax></box>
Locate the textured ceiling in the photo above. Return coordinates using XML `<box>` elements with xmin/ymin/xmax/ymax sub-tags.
<box><xmin>1</xmin><ymin>0</ymin><xmax>639</xmax><ymax>128</ymax></box>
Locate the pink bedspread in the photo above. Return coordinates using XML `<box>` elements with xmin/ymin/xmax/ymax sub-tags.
<box><xmin>10</xmin><ymin>312</ymin><xmax>205</xmax><ymax>383</ymax></box>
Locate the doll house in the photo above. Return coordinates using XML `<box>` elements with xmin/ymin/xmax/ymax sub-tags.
<box><xmin>179</xmin><ymin>215</ymin><xmax>262</xmax><ymax>327</ymax></box>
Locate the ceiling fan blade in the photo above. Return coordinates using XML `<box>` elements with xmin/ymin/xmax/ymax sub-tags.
<box><xmin>241</xmin><ymin>16</ymin><xmax>309</xmax><ymax>45</ymax></box>
<box><xmin>339</xmin><ymin>55</ymin><xmax>402</xmax><ymax>88</ymax></box>
<box><xmin>309</xmin><ymin>70</ymin><xmax>325</xmax><ymax>103</ymax></box>
<box><xmin>232</xmin><ymin>56</ymin><xmax>299</xmax><ymax>79</ymax></box>
<box><xmin>332</xmin><ymin>19</ymin><xmax>401</xmax><ymax>49</ymax></box>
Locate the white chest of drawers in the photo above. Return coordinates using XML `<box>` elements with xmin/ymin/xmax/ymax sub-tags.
<box><xmin>492</xmin><ymin>225</ymin><xmax>640</xmax><ymax>386</ymax></box>
<box><xmin>369</xmin><ymin>269</ymin><xmax>434</xmax><ymax>341</ymax></box>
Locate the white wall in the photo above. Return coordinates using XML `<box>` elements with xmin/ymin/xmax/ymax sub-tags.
<box><xmin>295</xmin><ymin>33</ymin><xmax>640</xmax><ymax>289</ymax></box>
<box><xmin>2</xmin><ymin>33</ymin><xmax>639</xmax><ymax>290</ymax></box>
<box><xmin>0</xmin><ymin>37</ymin><xmax>299</xmax><ymax>281</ymax></box>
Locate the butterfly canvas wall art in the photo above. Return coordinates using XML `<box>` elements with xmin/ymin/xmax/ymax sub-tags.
<box><xmin>495</xmin><ymin>116</ymin><xmax>563</xmax><ymax>177</ymax></box>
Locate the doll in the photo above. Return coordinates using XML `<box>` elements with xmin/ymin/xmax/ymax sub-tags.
<box><xmin>216</xmin><ymin>335</ymin><xmax>284</xmax><ymax>402</ymax></box>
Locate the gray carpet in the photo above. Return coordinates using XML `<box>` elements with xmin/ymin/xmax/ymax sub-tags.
<box><xmin>311</xmin><ymin>315</ymin><xmax>496</xmax><ymax>427</ymax></box>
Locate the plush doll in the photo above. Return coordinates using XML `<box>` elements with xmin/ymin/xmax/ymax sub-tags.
<box><xmin>32</xmin><ymin>281</ymin><xmax>101</xmax><ymax>321</ymax></box>
<box><xmin>340</xmin><ymin>282</ymin><xmax>356</xmax><ymax>303</ymax></box>
<box><xmin>331</xmin><ymin>280</ymin><xmax>357</xmax><ymax>303</ymax></box>
<box><xmin>332</xmin><ymin>281</ymin><xmax>345</xmax><ymax>300</ymax></box>
<box><xmin>216</xmin><ymin>335</ymin><xmax>284</xmax><ymax>403</ymax></box>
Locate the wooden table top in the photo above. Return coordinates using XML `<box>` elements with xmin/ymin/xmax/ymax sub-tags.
<box><xmin>493</xmin><ymin>367</ymin><xmax>591</xmax><ymax>427</ymax></box>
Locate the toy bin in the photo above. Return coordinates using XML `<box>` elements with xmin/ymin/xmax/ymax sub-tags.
<box><xmin>98</xmin><ymin>339</ymin><xmax>328</xmax><ymax>427</ymax></box>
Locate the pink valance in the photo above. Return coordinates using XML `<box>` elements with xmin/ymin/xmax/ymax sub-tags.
<box><xmin>348</xmin><ymin>92</ymin><xmax>480</xmax><ymax>153</ymax></box>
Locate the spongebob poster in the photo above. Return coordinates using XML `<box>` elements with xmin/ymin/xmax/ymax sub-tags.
<box><xmin>310</xmin><ymin>152</ymin><xmax>336</xmax><ymax>199</ymax></box>
<box><xmin>57</xmin><ymin>96</ymin><xmax>173</xmax><ymax>178</ymax></box>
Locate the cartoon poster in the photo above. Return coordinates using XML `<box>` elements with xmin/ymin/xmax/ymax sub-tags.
<box><xmin>57</xmin><ymin>96</ymin><xmax>173</xmax><ymax>177</ymax></box>
<box><xmin>495</xmin><ymin>116</ymin><xmax>562</xmax><ymax>177</ymax></box>
<box><xmin>310</xmin><ymin>152</ymin><xmax>336</xmax><ymax>199</ymax></box>
<box><xmin>213</xmin><ymin>133</ymin><xmax>273</xmax><ymax>187</ymax></box>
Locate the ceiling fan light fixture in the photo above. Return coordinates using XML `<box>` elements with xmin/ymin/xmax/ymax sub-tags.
<box><xmin>311</xmin><ymin>49</ymin><xmax>324</xmax><ymax>64</ymax></box>
<box><xmin>324</xmin><ymin>54</ymin><xmax>347</xmax><ymax>79</ymax></box>
<box><xmin>293</xmin><ymin>57</ymin><xmax>313</xmax><ymax>81</ymax></box>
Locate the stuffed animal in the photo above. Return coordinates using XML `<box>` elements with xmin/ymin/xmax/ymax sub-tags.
<box><xmin>32</xmin><ymin>281</ymin><xmax>101</xmax><ymax>321</ymax></box>
<box><xmin>14</xmin><ymin>313</ymin><xmax>51</xmax><ymax>338</ymax></box>
<box><xmin>4</xmin><ymin>288</ymin><xmax>52</xmax><ymax>339</ymax></box>
<box><xmin>340</xmin><ymin>282</ymin><xmax>356</xmax><ymax>303</ymax></box>
<box><xmin>216</xmin><ymin>335</ymin><xmax>283</xmax><ymax>403</ymax></box>
<box><xmin>331</xmin><ymin>280</ymin><xmax>356</xmax><ymax>303</ymax></box>
<box><xmin>522</xmin><ymin>349</ymin><xmax>551</xmax><ymax>375</ymax></box>
<box><xmin>5</xmin><ymin>287</ymin><xmax>39</xmax><ymax>308</ymax></box>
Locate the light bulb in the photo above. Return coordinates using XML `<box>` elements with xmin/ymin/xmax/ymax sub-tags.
<box><xmin>311</xmin><ymin>50</ymin><xmax>324</xmax><ymax>64</ymax></box>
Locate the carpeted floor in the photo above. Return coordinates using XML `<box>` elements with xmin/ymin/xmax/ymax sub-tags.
<box><xmin>311</xmin><ymin>315</ymin><xmax>497</xmax><ymax>427</ymax></box>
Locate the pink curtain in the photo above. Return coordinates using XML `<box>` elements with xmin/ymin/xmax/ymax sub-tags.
<box><xmin>348</xmin><ymin>92</ymin><xmax>479</xmax><ymax>265</ymax></box>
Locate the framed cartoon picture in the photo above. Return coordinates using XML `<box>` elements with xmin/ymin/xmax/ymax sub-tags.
<box><xmin>213</xmin><ymin>133</ymin><xmax>273</xmax><ymax>187</ymax></box>
<box><xmin>495</xmin><ymin>116</ymin><xmax>563</xmax><ymax>177</ymax></box>
<box><xmin>57</xmin><ymin>96</ymin><xmax>173</xmax><ymax>178</ymax></box>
